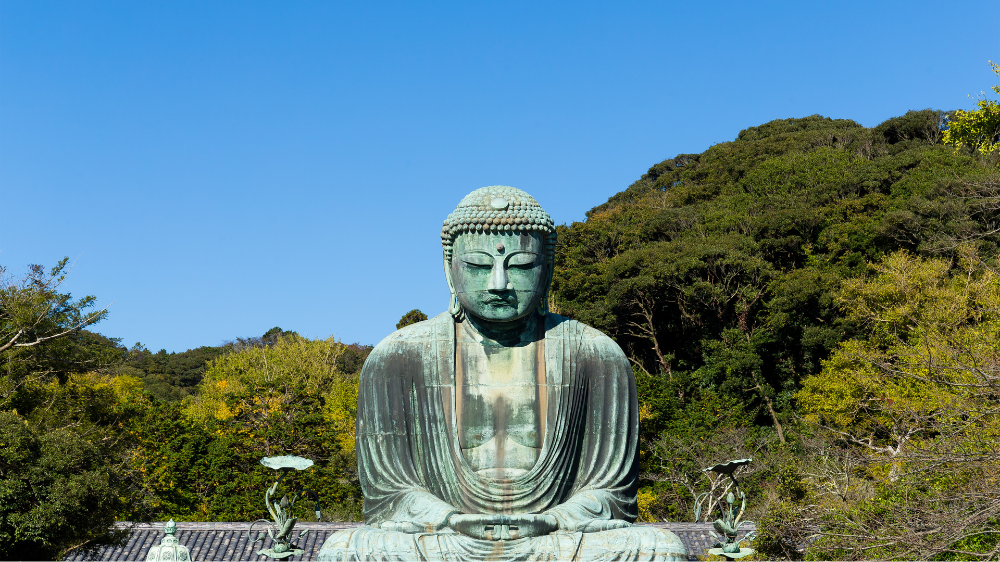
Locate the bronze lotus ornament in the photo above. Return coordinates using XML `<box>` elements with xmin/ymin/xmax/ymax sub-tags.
<box><xmin>250</xmin><ymin>455</ymin><xmax>321</xmax><ymax>559</ymax></box>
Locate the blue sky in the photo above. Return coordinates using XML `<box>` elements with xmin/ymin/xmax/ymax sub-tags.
<box><xmin>2</xmin><ymin>1</ymin><xmax>998</xmax><ymax>352</ymax></box>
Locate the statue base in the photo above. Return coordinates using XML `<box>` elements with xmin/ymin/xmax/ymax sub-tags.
<box><xmin>708</xmin><ymin>546</ymin><xmax>754</xmax><ymax>559</ymax></box>
<box><xmin>317</xmin><ymin>524</ymin><xmax>687</xmax><ymax>561</ymax></box>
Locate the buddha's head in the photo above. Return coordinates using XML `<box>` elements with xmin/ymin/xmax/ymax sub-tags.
<box><xmin>442</xmin><ymin>186</ymin><xmax>556</xmax><ymax>323</ymax></box>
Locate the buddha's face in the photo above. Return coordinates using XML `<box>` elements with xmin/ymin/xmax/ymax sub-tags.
<box><xmin>450</xmin><ymin>231</ymin><xmax>548</xmax><ymax>323</ymax></box>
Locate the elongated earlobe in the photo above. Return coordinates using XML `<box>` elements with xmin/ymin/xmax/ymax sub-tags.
<box><xmin>537</xmin><ymin>259</ymin><xmax>554</xmax><ymax>317</ymax></box>
<box><xmin>444</xmin><ymin>257</ymin><xmax>463</xmax><ymax>317</ymax></box>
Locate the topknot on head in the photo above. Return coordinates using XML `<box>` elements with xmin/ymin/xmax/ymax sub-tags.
<box><xmin>454</xmin><ymin>185</ymin><xmax>541</xmax><ymax>212</ymax></box>
<box><xmin>440</xmin><ymin>186</ymin><xmax>556</xmax><ymax>260</ymax></box>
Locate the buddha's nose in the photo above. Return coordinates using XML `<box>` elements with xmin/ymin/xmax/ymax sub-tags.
<box><xmin>489</xmin><ymin>262</ymin><xmax>512</xmax><ymax>292</ymax></box>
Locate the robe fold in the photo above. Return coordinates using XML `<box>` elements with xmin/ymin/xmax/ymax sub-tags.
<box><xmin>318</xmin><ymin>313</ymin><xmax>686</xmax><ymax>561</ymax></box>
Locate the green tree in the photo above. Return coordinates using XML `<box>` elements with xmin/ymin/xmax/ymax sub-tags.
<box><xmin>2</xmin><ymin>373</ymin><xmax>147</xmax><ymax>558</ymax></box>
<box><xmin>0</xmin><ymin>260</ymin><xmax>141</xmax><ymax>559</ymax></box>
<box><xmin>1</xmin><ymin>259</ymin><xmax>111</xmax><ymax>401</ymax></box>
<box><xmin>551</xmin><ymin>111</ymin><xmax>1000</xmax><ymax>527</ymax></box>
<box><xmin>165</xmin><ymin>334</ymin><xmax>362</xmax><ymax>521</ymax></box>
<box><xmin>943</xmin><ymin>61</ymin><xmax>1000</xmax><ymax>156</ymax></box>
<box><xmin>794</xmin><ymin>247</ymin><xmax>1000</xmax><ymax>559</ymax></box>
<box><xmin>553</xmin><ymin>112</ymin><xmax>995</xmax><ymax>442</ymax></box>
<box><xmin>120</xmin><ymin>399</ymin><xmax>214</xmax><ymax>520</ymax></box>
<box><xmin>123</xmin><ymin>344</ymin><xmax>224</xmax><ymax>402</ymax></box>
<box><xmin>122</xmin><ymin>328</ymin><xmax>309</xmax><ymax>403</ymax></box>
<box><xmin>396</xmin><ymin>309</ymin><xmax>428</xmax><ymax>330</ymax></box>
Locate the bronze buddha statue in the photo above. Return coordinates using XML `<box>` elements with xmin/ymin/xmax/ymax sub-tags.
<box><xmin>319</xmin><ymin>186</ymin><xmax>686</xmax><ymax>561</ymax></box>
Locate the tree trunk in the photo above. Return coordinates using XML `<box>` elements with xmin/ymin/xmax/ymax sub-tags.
<box><xmin>759</xmin><ymin>388</ymin><xmax>786</xmax><ymax>444</ymax></box>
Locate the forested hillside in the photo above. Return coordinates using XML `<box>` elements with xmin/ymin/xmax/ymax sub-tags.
<box><xmin>0</xmin><ymin>279</ymin><xmax>373</xmax><ymax>560</ymax></box>
<box><xmin>554</xmin><ymin>110</ymin><xmax>993</xmax><ymax>440</ymax></box>
<box><xmin>3</xmin><ymin>104</ymin><xmax>999</xmax><ymax>560</ymax></box>
<box><xmin>552</xmin><ymin>110</ymin><xmax>1000</xmax><ymax>558</ymax></box>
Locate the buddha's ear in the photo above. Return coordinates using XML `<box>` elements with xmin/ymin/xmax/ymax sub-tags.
<box><xmin>536</xmin><ymin>245</ymin><xmax>555</xmax><ymax>317</ymax></box>
<box><xmin>537</xmin><ymin>268</ymin><xmax>553</xmax><ymax>317</ymax></box>
<box><xmin>444</xmin><ymin>255</ymin><xmax>462</xmax><ymax>317</ymax></box>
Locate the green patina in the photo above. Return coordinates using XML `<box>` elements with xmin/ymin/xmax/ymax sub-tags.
<box><xmin>696</xmin><ymin>458</ymin><xmax>757</xmax><ymax>559</ymax></box>
<box><xmin>251</xmin><ymin>455</ymin><xmax>320</xmax><ymax>559</ymax></box>
<box><xmin>317</xmin><ymin>187</ymin><xmax>687</xmax><ymax>561</ymax></box>
<box><xmin>144</xmin><ymin>520</ymin><xmax>191</xmax><ymax>561</ymax></box>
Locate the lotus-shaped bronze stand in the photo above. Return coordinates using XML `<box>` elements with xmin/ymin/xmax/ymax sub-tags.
<box><xmin>696</xmin><ymin>458</ymin><xmax>756</xmax><ymax>560</ymax></box>
<box><xmin>249</xmin><ymin>456</ymin><xmax>321</xmax><ymax>559</ymax></box>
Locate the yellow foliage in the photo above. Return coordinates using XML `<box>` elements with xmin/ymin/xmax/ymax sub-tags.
<box><xmin>215</xmin><ymin>401</ymin><xmax>234</xmax><ymax>421</ymax></box>
<box><xmin>798</xmin><ymin>247</ymin><xmax>1000</xmax><ymax>478</ymax></box>
<box><xmin>943</xmin><ymin>60</ymin><xmax>1000</xmax><ymax>156</ymax></box>
<box><xmin>66</xmin><ymin>371</ymin><xmax>146</xmax><ymax>405</ymax></box>
<box><xmin>636</xmin><ymin>487</ymin><xmax>659</xmax><ymax>522</ymax></box>
<box><xmin>185</xmin><ymin>334</ymin><xmax>351</xmax><ymax>422</ymax></box>
<box><xmin>323</xmin><ymin>375</ymin><xmax>360</xmax><ymax>457</ymax></box>
<box><xmin>638</xmin><ymin>402</ymin><xmax>655</xmax><ymax>423</ymax></box>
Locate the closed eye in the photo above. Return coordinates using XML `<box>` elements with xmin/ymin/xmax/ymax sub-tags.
<box><xmin>507</xmin><ymin>253</ymin><xmax>537</xmax><ymax>268</ymax></box>
<box><xmin>460</xmin><ymin>253</ymin><xmax>494</xmax><ymax>268</ymax></box>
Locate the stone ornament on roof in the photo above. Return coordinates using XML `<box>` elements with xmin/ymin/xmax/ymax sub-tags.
<box><xmin>144</xmin><ymin>519</ymin><xmax>191</xmax><ymax>562</ymax></box>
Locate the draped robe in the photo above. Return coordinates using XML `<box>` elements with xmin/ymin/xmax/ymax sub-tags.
<box><xmin>318</xmin><ymin>313</ymin><xmax>685</xmax><ymax>561</ymax></box>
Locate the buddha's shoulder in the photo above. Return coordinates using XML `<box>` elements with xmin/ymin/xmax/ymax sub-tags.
<box><xmin>546</xmin><ymin>315</ymin><xmax>629</xmax><ymax>368</ymax></box>
<box><xmin>370</xmin><ymin>312</ymin><xmax>453</xmax><ymax>353</ymax></box>
<box><xmin>544</xmin><ymin>314</ymin><xmax>622</xmax><ymax>351</ymax></box>
<box><xmin>365</xmin><ymin>312</ymin><xmax>623</xmax><ymax>354</ymax></box>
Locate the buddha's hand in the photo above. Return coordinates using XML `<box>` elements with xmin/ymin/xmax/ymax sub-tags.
<box><xmin>579</xmin><ymin>519</ymin><xmax>631</xmax><ymax>533</ymax></box>
<box><xmin>448</xmin><ymin>513</ymin><xmax>558</xmax><ymax>540</ymax></box>
<box><xmin>447</xmin><ymin>514</ymin><xmax>497</xmax><ymax>540</ymax></box>
<box><xmin>508</xmin><ymin>514</ymin><xmax>558</xmax><ymax>538</ymax></box>
<box><xmin>379</xmin><ymin>520</ymin><xmax>425</xmax><ymax>534</ymax></box>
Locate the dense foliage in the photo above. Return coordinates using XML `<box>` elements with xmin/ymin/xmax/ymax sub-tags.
<box><xmin>554</xmin><ymin>111</ymin><xmax>993</xmax><ymax>442</ymax></box>
<box><xmin>943</xmin><ymin>61</ymin><xmax>1000</xmax><ymax>156</ymax></box>
<box><xmin>129</xmin><ymin>334</ymin><xmax>366</xmax><ymax>522</ymax></box>
<box><xmin>791</xmin><ymin>247</ymin><xmax>1000</xmax><ymax>559</ymax></box>
<box><xmin>0</xmin><ymin>259</ymin><xmax>375</xmax><ymax>558</ymax></box>
<box><xmin>6</xmin><ymin>101</ymin><xmax>1000</xmax><ymax>559</ymax></box>
<box><xmin>551</xmin><ymin>108</ymin><xmax>1000</xmax><ymax>558</ymax></box>
<box><xmin>121</xmin><ymin>345</ymin><xmax>224</xmax><ymax>402</ymax></box>
<box><xmin>0</xmin><ymin>262</ymin><xmax>134</xmax><ymax>559</ymax></box>
<box><xmin>396</xmin><ymin>308</ymin><xmax>429</xmax><ymax>330</ymax></box>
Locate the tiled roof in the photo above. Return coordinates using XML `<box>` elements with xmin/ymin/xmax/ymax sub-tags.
<box><xmin>64</xmin><ymin>521</ymin><xmax>755</xmax><ymax>561</ymax></box>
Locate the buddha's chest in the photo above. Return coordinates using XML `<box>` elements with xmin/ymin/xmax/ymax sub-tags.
<box><xmin>456</xmin><ymin>341</ymin><xmax>543</xmax><ymax>478</ymax></box>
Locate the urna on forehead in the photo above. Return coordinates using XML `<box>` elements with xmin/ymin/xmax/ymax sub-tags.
<box><xmin>440</xmin><ymin>186</ymin><xmax>557</xmax><ymax>260</ymax></box>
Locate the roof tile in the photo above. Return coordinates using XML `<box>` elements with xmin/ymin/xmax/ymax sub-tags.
<box><xmin>64</xmin><ymin>522</ymin><xmax>753</xmax><ymax>561</ymax></box>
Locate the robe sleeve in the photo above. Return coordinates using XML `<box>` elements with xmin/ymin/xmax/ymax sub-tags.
<box><xmin>543</xmin><ymin>330</ymin><xmax>640</xmax><ymax>531</ymax></box>
<box><xmin>354</xmin><ymin>337</ymin><xmax>460</xmax><ymax>530</ymax></box>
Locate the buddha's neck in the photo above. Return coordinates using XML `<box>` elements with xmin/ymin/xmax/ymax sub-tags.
<box><xmin>464</xmin><ymin>314</ymin><xmax>535</xmax><ymax>347</ymax></box>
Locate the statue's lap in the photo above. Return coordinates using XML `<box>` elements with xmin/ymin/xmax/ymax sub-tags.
<box><xmin>317</xmin><ymin>525</ymin><xmax>687</xmax><ymax>561</ymax></box>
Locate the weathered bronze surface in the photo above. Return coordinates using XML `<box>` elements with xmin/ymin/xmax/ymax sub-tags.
<box><xmin>251</xmin><ymin>455</ymin><xmax>319</xmax><ymax>559</ymax></box>
<box><xmin>698</xmin><ymin>459</ymin><xmax>756</xmax><ymax>559</ymax></box>
<box><xmin>144</xmin><ymin>519</ymin><xmax>191</xmax><ymax>561</ymax></box>
<box><xmin>318</xmin><ymin>187</ymin><xmax>686</xmax><ymax>560</ymax></box>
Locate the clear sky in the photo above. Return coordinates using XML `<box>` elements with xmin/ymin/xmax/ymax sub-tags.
<box><xmin>2</xmin><ymin>0</ymin><xmax>998</xmax><ymax>352</ymax></box>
